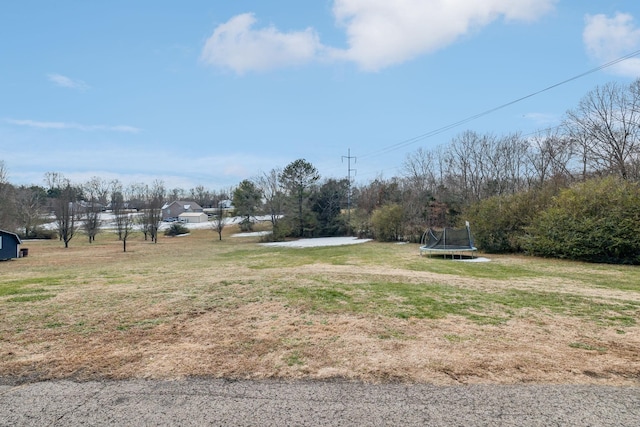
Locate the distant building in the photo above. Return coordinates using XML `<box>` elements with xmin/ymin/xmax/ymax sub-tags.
<box><xmin>161</xmin><ymin>201</ymin><xmax>203</xmax><ymax>220</ymax></box>
<box><xmin>219</xmin><ymin>199</ymin><xmax>233</xmax><ymax>209</ymax></box>
<box><xmin>0</xmin><ymin>229</ymin><xmax>22</xmax><ymax>260</ymax></box>
<box><xmin>178</xmin><ymin>212</ymin><xmax>209</xmax><ymax>224</ymax></box>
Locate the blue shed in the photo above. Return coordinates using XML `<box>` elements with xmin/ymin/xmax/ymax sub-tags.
<box><xmin>0</xmin><ymin>229</ymin><xmax>22</xmax><ymax>260</ymax></box>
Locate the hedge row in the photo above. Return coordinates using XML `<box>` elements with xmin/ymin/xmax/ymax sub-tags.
<box><xmin>468</xmin><ymin>177</ymin><xmax>640</xmax><ymax>264</ymax></box>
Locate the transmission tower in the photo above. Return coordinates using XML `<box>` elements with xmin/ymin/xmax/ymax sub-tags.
<box><xmin>342</xmin><ymin>149</ymin><xmax>357</xmax><ymax>236</ymax></box>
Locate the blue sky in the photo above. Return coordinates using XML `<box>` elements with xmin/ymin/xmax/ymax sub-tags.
<box><xmin>2</xmin><ymin>1</ymin><xmax>640</xmax><ymax>190</ymax></box>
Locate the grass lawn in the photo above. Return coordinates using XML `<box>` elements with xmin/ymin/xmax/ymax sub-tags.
<box><xmin>1</xmin><ymin>225</ymin><xmax>639</xmax><ymax>385</ymax></box>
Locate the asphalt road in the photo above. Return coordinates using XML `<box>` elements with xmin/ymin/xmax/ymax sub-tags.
<box><xmin>1</xmin><ymin>378</ymin><xmax>639</xmax><ymax>426</ymax></box>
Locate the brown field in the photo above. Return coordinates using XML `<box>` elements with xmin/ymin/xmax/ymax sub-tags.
<box><xmin>1</xmin><ymin>225</ymin><xmax>639</xmax><ymax>385</ymax></box>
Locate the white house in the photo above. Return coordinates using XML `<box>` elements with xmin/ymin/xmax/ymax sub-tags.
<box><xmin>178</xmin><ymin>212</ymin><xmax>209</xmax><ymax>224</ymax></box>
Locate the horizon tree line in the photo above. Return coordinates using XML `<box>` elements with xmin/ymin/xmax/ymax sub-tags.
<box><xmin>1</xmin><ymin>77</ymin><xmax>639</xmax><ymax>259</ymax></box>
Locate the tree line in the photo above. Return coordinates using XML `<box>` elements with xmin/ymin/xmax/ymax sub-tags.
<box><xmin>1</xmin><ymin>78</ymin><xmax>640</xmax><ymax>262</ymax></box>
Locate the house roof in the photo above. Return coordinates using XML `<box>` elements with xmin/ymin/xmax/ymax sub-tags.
<box><xmin>163</xmin><ymin>200</ymin><xmax>203</xmax><ymax>210</ymax></box>
<box><xmin>0</xmin><ymin>229</ymin><xmax>22</xmax><ymax>244</ymax></box>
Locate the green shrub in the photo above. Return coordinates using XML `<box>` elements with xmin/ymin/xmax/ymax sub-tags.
<box><xmin>260</xmin><ymin>221</ymin><xmax>290</xmax><ymax>242</ymax></box>
<box><xmin>164</xmin><ymin>223</ymin><xmax>189</xmax><ymax>236</ymax></box>
<box><xmin>371</xmin><ymin>204</ymin><xmax>404</xmax><ymax>241</ymax></box>
<box><xmin>523</xmin><ymin>176</ymin><xmax>640</xmax><ymax>264</ymax></box>
<box><xmin>467</xmin><ymin>184</ymin><xmax>558</xmax><ymax>253</ymax></box>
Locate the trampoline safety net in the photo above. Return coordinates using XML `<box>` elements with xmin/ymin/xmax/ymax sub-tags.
<box><xmin>420</xmin><ymin>225</ymin><xmax>477</xmax><ymax>257</ymax></box>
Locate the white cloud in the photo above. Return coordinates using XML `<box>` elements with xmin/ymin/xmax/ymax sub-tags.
<box><xmin>583</xmin><ymin>13</ymin><xmax>640</xmax><ymax>78</ymax></box>
<box><xmin>201</xmin><ymin>1</ymin><xmax>556</xmax><ymax>73</ymax></box>
<box><xmin>5</xmin><ymin>118</ymin><xmax>141</xmax><ymax>133</ymax></box>
<box><xmin>200</xmin><ymin>13</ymin><xmax>327</xmax><ymax>74</ymax></box>
<box><xmin>332</xmin><ymin>0</ymin><xmax>557</xmax><ymax>71</ymax></box>
<box><xmin>47</xmin><ymin>73</ymin><xmax>90</xmax><ymax>90</ymax></box>
<box><xmin>522</xmin><ymin>112</ymin><xmax>560</xmax><ymax>127</ymax></box>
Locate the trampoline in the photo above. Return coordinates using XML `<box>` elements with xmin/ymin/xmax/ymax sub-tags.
<box><xmin>419</xmin><ymin>222</ymin><xmax>477</xmax><ymax>259</ymax></box>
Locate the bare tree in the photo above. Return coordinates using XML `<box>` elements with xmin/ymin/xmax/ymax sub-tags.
<box><xmin>401</xmin><ymin>149</ymin><xmax>440</xmax><ymax>237</ymax></box>
<box><xmin>254</xmin><ymin>168</ymin><xmax>284</xmax><ymax>238</ymax></box>
<box><xmin>563</xmin><ymin>121</ymin><xmax>596</xmax><ymax>181</ymax></box>
<box><xmin>126</xmin><ymin>182</ymin><xmax>147</xmax><ymax>212</ymax></box>
<box><xmin>402</xmin><ymin>147</ymin><xmax>437</xmax><ymax>196</ymax></box>
<box><xmin>396</xmin><ymin>177</ymin><xmax>429</xmax><ymax>240</ymax></box>
<box><xmin>189</xmin><ymin>185</ymin><xmax>212</xmax><ymax>208</ymax></box>
<box><xmin>211</xmin><ymin>196</ymin><xmax>226</xmax><ymax>241</ymax></box>
<box><xmin>0</xmin><ymin>160</ymin><xmax>6</xmax><ymax>186</ymax></box>
<box><xmin>146</xmin><ymin>180</ymin><xmax>165</xmax><ymax>243</ymax></box>
<box><xmin>354</xmin><ymin>176</ymin><xmax>400</xmax><ymax>215</ymax></box>
<box><xmin>83</xmin><ymin>177</ymin><xmax>110</xmax><ymax>243</ymax></box>
<box><xmin>499</xmin><ymin>133</ymin><xmax>529</xmax><ymax>194</ymax></box>
<box><xmin>46</xmin><ymin>173</ymin><xmax>83</xmax><ymax>248</ymax></box>
<box><xmin>111</xmin><ymin>183</ymin><xmax>135</xmax><ymax>251</ymax></box>
<box><xmin>564</xmin><ymin>81</ymin><xmax>640</xmax><ymax>180</ymax></box>
<box><xmin>15</xmin><ymin>185</ymin><xmax>47</xmax><ymax>237</ymax></box>
<box><xmin>444</xmin><ymin>131</ymin><xmax>534</xmax><ymax>203</ymax></box>
<box><xmin>168</xmin><ymin>187</ymin><xmax>186</xmax><ymax>202</ymax></box>
<box><xmin>446</xmin><ymin>131</ymin><xmax>479</xmax><ymax>203</ymax></box>
<box><xmin>0</xmin><ymin>161</ymin><xmax>17</xmax><ymax>231</ymax></box>
<box><xmin>83</xmin><ymin>206</ymin><xmax>101</xmax><ymax>243</ymax></box>
<box><xmin>527</xmin><ymin>129</ymin><xmax>575</xmax><ymax>186</ymax></box>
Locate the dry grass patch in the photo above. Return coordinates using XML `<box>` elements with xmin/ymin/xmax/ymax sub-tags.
<box><xmin>1</xmin><ymin>228</ymin><xmax>639</xmax><ymax>385</ymax></box>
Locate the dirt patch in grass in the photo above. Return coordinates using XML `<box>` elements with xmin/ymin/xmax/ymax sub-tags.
<box><xmin>1</xmin><ymin>230</ymin><xmax>639</xmax><ymax>385</ymax></box>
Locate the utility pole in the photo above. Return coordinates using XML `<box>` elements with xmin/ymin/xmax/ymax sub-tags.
<box><xmin>342</xmin><ymin>149</ymin><xmax>356</xmax><ymax>235</ymax></box>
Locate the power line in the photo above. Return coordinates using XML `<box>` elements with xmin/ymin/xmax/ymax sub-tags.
<box><xmin>359</xmin><ymin>49</ymin><xmax>640</xmax><ymax>160</ymax></box>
